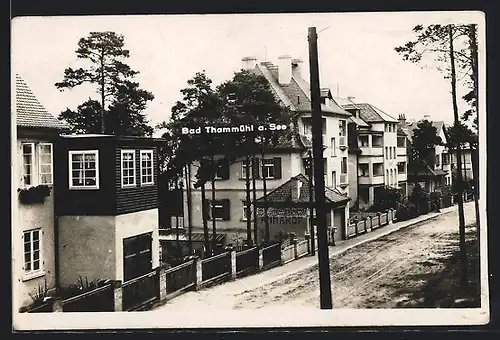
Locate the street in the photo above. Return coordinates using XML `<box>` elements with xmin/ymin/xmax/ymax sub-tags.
<box><xmin>154</xmin><ymin>202</ymin><xmax>477</xmax><ymax>310</ymax></box>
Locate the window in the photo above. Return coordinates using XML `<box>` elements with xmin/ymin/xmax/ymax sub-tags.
<box><xmin>341</xmin><ymin>157</ymin><xmax>347</xmax><ymax>174</ymax></box>
<box><xmin>331</xmin><ymin>171</ymin><xmax>336</xmax><ymax>188</ymax></box>
<box><xmin>359</xmin><ymin>136</ymin><xmax>369</xmax><ymax>147</ymax></box>
<box><xmin>393</xmin><ymin>147</ymin><xmax>396</xmax><ymax>159</ymax></box>
<box><xmin>397</xmin><ymin>137</ymin><xmax>406</xmax><ymax>148</ymax></box>
<box><xmin>385</xmin><ymin>147</ymin><xmax>389</xmax><ymax>159</ymax></box>
<box><xmin>69</xmin><ymin>150</ymin><xmax>99</xmax><ymax>189</ymax></box>
<box><xmin>398</xmin><ymin>162</ymin><xmax>406</xmax><ymax>174</ymax></box>
<box><xmin>242</xmin><ymin>201</ymin><xmax>250</xmax><ymax>221</ymax></box>
<box><xmin>359</xmin><ymin>164</ymin><xmax>369</xmax><ymax>176</ymax></box>
<box><xmin>373</xmin><ymin>163</ymin><xmax>384</xmax><ymax>176</ymax></box>
<box><xmin>303</xmin><ymin>117</ymin><xmax>326</xmax><ymax>135</ymax></box>
<box><xmin>372</xmin><ymin>136</ymin><xmax>383</xmax><ymax>147</ymax></box>
<box><xmin>262</xmin><ymin>159</ymin><xmax>274</xmax><ymax>179</ymax></box>
<box><xmin>339</xmin><ymin>120</ymin><xmax>347</xmax><ymax>146</ymax></box>
<box><xmin>435</xmin><ymin>154</ymin><xmax>441</xmax><ymax>167</ymax></box>
<box><xmin>359</xmin><ymin>187</ymin><xmax>369</xmax><ymax>203</ymax></box>
<box><xmin>241</xmin><ymin>159</ymin><xmax>253</xmax><ymax>179</ymax></box>
<box><xmin>22</xmin><ymin>143</ymin><xmax>34</xmax><ymax>186</ymax></box>
<box><xmin>121</xmin><ymin>150</ymin><xmax>136</xmax><ymax>187</ymax></box>
<box><xmin>38</xmin><ymin>143</ymin><xmax>53</xmax><ymax>185</ymax></box>
<box><xmin>442</xmin><ymin>153</ymin><xmax>449</xmax><ymax>165</ymax></box>
<box><xmin>330</xmin><ymin>138</ymin><xmax>336</xmax><ymax>157</ymax></box>
<box><xmin>23</xmin><ymin>229</ymin><xmax>42</xmax><ymax>274</ymax></box>
<box><xmin>208</xmin><ymin>199</ymin><xmax>230</xmax><ymax>220</ymax></box>
<box><xmin>386</xmin><ymin>169</ymin><xmax>390</xmax><ymax>185</ymax></box>
<box><xmin>140</xmin><ymin>150</ymin><xmax>154</xmax><ymax>185</ymax></box>
<box><xmin>214</xmin><ymin>159</ymin><xmax>230</xmax><ymax>180</ymax></box>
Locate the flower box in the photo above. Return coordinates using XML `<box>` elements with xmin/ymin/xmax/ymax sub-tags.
<box><xmin>18</xmin><ymin>185</ymin><xmax>51</xmax><ymax>204</ymax></box>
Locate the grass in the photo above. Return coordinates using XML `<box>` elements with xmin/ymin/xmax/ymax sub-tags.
<box><xmin>396</xmin><ymin>224</ymin><xmax>480</xmax><ymax>308</ymax></box>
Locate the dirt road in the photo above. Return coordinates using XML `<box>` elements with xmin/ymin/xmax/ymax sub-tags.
<box><xmin>157</xmin><ymin>202</ymin><xmax>477</xmax><ymax>310</ymax></box>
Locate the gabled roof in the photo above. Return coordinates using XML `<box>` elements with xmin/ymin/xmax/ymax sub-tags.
<box><xmin>255</xmin><ymin>173</ymin><xmax>350</xmax><ymax>205</ymax></box>
<box><xmin>252</xmin><ymin>62</ymin><xmax>351</xmax><ymax>117</ymax></box>
<box><xmin>402</xmin><ymin>119</ymin><xmax>446</xmax><ymax>141</ymax></box>
<box><xmin>341</xmin><ymin>102</ymin><xmax>399</xmax><ymax>123</ymax></box>
<box><xmin>15</xmin><ymin>74</ymin><xmax>70</xmax><ymax>130</ymax></box>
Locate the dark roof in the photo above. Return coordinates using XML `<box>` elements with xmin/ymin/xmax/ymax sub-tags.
<box><xmin>60</xmin><ymin>133</ymin><xmax>167</xmax><ymax>143</ymax></box>
<box><xmin>15</xmin><ymin>74</ymin><xmax>70</xmax><ymax>130</ymax></box>
<box><xmin>255</xmin><ymin>173</ymin><xmax>350</xmax><ymax>205</ymax></box>
<box><xmin>252</xmin><ymin>63</ymin><xmax>351</xmax><ymax>117</ymax></box>
<box><xmin>341</xmin><ymin>103</ymin><xmax>398</xmax><ymax>123</ymax></box>
<box><xmin>402</xmin><ymin>119</ymin><xmax>446</xmax><ymax>141</ymax></box>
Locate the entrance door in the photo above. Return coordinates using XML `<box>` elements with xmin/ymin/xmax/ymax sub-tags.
<box><xmin>123</xmin><ymin>233</ymin><xmax>153</xmax><ymax>282</ymax></box>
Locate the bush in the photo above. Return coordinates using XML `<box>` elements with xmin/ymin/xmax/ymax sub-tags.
<box><xmin>395</xmin><ymin>200</ymin><xmax>418</xmax><ymax>221</ymax></box>
<box><xmin>370</xmin><ymin>186</ymin><xmax>402</xmax><ymax>212</ymax></box>
<box><xmin>430</xmin><ymin>191</ymin><xmax>442</xmax><ymax>211</ymax></box>
<box><xmin>410</xmin><ymin>184</ymin><xmax>430</xmax><ymax>215</ymax></box>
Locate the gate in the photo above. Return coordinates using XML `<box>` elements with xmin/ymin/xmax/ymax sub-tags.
<box><xmin>123</xmin><ymin>233</ymin><xmax>153</xmax><ymax>282</ymax></box>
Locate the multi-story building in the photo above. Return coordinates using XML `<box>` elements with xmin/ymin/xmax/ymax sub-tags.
<box><xmin>13</xmin><ymin>74</ymin><xmax>163</xmax><ymax>311</ymax></box>
<box><xmin>13</xmin><ymin>74</ymin><xmax>70</xmax><ymax>310</ymax></box>
<box><xmin>179</xmin><ymin>56</ymin><xmax>353</xmax><ymax>247</ymax></box>
<box><xmin>335</xmin><ymin>97</ymin><xmax>407</xmax><ymax>209</ymax></box>
<box><xmin>399</xmin><ymin>115</ymin><xmax>451</xmax><ymax>193</ymax></box>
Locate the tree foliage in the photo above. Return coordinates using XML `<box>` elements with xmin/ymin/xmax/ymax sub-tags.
<box><xmin>395</xmin><ymin>24</ymin><xmax>478</xmax><ymax>129</ymax></box>
<box><xmin>55</xmin><ymin>31</ymin><xmax>154</xmax><ymax>136</ymax></box>
<box><xmin>410</xmin><ymin>119</ymin><xmax>443</xmax><ymax>172</ymax></box>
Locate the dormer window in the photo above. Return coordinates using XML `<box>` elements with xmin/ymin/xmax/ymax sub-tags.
<box><xmin>69</xmin><ymin>150</ymin><xmax>99</xmax><ymax>189</ymax></box>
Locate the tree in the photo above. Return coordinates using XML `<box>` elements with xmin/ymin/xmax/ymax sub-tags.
<box><xmin>396</xmin><ymin>24</ymin><xmax>474</xmax><ymax>290</ymax></box>
<box><xmin>55</xmin><ymin>31</ymin><xmax>154</xmax><ymax>136</ymax></box>
<box><xmin>409</xmin><ymin>119</ymin><xmax>443</xmax><ymax>175</ymax></box>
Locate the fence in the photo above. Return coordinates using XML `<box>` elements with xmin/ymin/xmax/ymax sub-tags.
<box><xmin>62</xmin><ymin>283</ymin><xmax>115</xmax><ymax>312</ymax></box>
<box><xmin>235</xmin><ymin>247</ymin><xmax>259</xmax><ymax>276</ymax></box>
<box><xmin>347</xmin><ymin>209</ymin><xmax>395</xmax><ymax>238</ymax></box>
<box><xmin>27</xmin><ymin>301</ymin><xmax>53</xmax><ymax>313</ymax></box>
<box><xmin>281</xmin><ymin>245</ymin><xmax>295</xmax><ymax>264</ymax></box>
<box><xmin>296</xmin><ymin>240</ymin><xmax>309</xmax><ymax>258</ymax></box>
<box><xmin>165</xmin><ymin>259</ymin><xmax>196</xmax><ymax>295</ymax></box>
<box><xmin>201</xmin><ymin>251</ymin><xmax>231</xmax><ymax>285</ymax></box>
<box><xmin>262</xmin><ymin>242</ymin><xmax>281</xmax><ymax>269</ymax></box>
<box><xmin>122</xmin><ymin>270</ymin><xmax>160</xmax><ymax>311</ymax></box>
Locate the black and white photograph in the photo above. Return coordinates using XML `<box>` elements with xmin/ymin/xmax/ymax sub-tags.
<box><xmin>11</xmin><ymin>11</ymin><xmax>488</xmax><ymax>330</ymax></box>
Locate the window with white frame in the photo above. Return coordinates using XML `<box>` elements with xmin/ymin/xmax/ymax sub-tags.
<box><xmin>38</xmin><ymin>143</ymin><xmax>53</xmax><ymax>184</ymax></box>
<box><xmin>262</xmin><ymin>159</ymin><xmax>274</xmax><ymax>179</ymax></box>
<box><xmin>330</xmin><ymin>138</ymin><xmax>336</xmax><ymax>157</ymax></box>
<box><xmin>211</xmin><ymin>201</ymin><xmax>225</xmax><ymax>220</ymax></box>
<box><xmin>21</xmin><ymin>142</ymin><xmax>54</xmax><ymax>187</ymax></box>
<box><xmin>121</xmin><ymin>150</ymin><xmax>136</xmax><ymax>187</ymax></box>
<box><xmin>140</xmin><ymin>150</ymin><xmax>154</xmax><ymax>185</ymax></box>
<box><xmin>241</xmin><ymin>159</ymin><xmax>253</xmax><ymax>178</ymax></box>
<box><xmin>242</xmin><ymin>201</ymin><xmax>250</xmax><ymax>220</ymax></box>
<box><xmin>23</xmin><ymin>229</ymin><xmax>42</xmax><ymax>274</ymax></box>
<box><xmin>69</xmin><ymin>150</ymin><xmax>99</xmax><ymax>189</ymax></box>
<box><xmin>22</xmin><ymin>143</ymin><xmax>34</xmax><ymax>186</ymax></box>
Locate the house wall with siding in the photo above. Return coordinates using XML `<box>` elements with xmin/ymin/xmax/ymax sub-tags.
<box><xmin>14</xmin><ymin>138</ymin><xmax>57</xmax><ymax>308</ymax></box>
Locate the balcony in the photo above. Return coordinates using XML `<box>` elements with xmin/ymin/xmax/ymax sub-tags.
<box><xmin>339</xmin><ymin>136</ymin><xmax>347</xmax><ymax>151</ymax></box>
<box><xmin>360</xmin><ymin>146</ymin><xmax>384</xmax><ymax>157</ymax></box>
<box><xmin>397</xmin><ymin>147</ymin><xmax>406</xmax><ymax>156</ymax></box>
<box><xmin>359</xmin><ymin>175</ymin><xmax>384</xmax><ymax>185</ymax></box>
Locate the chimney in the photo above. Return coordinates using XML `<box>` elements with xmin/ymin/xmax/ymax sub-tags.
<box><xmin>423</xmin><ymin>114</ymin><xmax>431</xmax><ymax>120</ymax></box>
<box><xmin>241</xmin><ymin>56</ymin><xmax>257</xmax><ymax>70</ymax></box>
<box><xmin>291</xmin><ymin>58</ymin><xmax>303</xmax><ymax>78</ymax></box>
<box><xmin>398</xmin><ymin>113</ymin><xmax>406</xmax><ymax>126</ymax></box>
<box><xmin>278</xmin><ymin>55</ymin><xmax>292</xmax><ymax>85</ymax></box>
<box><xmin>290</xmin><ymin>177</ymin><xmax>303</xmax><ymax>201</ymax></box>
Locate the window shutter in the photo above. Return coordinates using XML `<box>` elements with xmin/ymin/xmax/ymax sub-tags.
<box><xmin>253</xmin><ymin>158</ymin><xmax>260</xmax><ymax>179</ymax></box>
<box><xmin>222</xmin><ymin>199</ymin><xmax>230</xmax><ymax>221</ymax></box>
<box><xmin>220</xmin><ymin>159</ymin><xmax>230</xmax><ymax>180</ymax></box>
<box><xmin>273</xmin><ymin>157</ymin><xmax>282</xmax><ymax>179</ymax></box>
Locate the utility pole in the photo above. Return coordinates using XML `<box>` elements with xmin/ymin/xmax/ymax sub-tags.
<box><xmin>185</xmin><ymin>164</ymin><xmax>193</xmax><ymax>254</ymax></box>
<box><xmin>308</xmin><ymin>26</ymin><xmax>333</xmax><ymax>309</ymax></box>
<box><xmin>448</xmin><ymin>24</ymin><xmax>468</xmax><ymax>290</ymax></box>
<box><xmin>305</xmin><ymin>150</ymin><xmax>315</xmax><ymax>256</ymax></box>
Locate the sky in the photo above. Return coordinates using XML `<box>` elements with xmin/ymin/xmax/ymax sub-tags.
<box><xmin>12</xmin><ymin>11</ymin><xmax>484</xmax><ymax>135</ymax></box>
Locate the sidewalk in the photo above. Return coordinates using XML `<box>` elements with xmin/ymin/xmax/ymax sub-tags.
<box><xmin>155</xmin><ymin>203</ymin><xmax>467</xmax><ymax>308</ymax></box>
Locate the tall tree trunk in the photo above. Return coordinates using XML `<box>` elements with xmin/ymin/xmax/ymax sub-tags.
<box><xmin>449</xmin><ymin>24</ymin><xmax>468</xmax><ymax>290</ymax></box>
<box><xmin>261</xmin><ymin>138</ymin><xmax>270</xmax><ymax>242</ymax></box>
<box><xmin>100</xmin><ymin>51</ymin><xmax>106</xmax><ymax>133</ymax></box>
<box><xmin>201</xmin><ymin>183</ymin><xmax>209</xmax><ymax>257</ymax></box>
<box><xmin>469</xmin><ymin>23</ymin><xmax>480</xmax><ymax>244</ymax></box>
<box><xmin>252</xmin><ymin>153</ymin><xmax>258</xmax><ymax>245</ymax></box>
<box><xmin>245</xmin><ymin>154</ymin><xmax>252</xmax><ymax>245</ymax></box>
<box><xmin>175</xmin><ymin>178</ymin><xmax>180</xmax><ymax>258</ymax></box>
<box><xmin>210</xmin><ymin>156</ymin><xmax>217</xmax><ymax>255</ymax></box>
<box><xmin>185</xmin><ymin>165</ymin><xmax>193</xmax><ymax>254</ymax></box>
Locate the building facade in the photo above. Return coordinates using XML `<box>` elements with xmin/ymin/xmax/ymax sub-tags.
<box><xmin>336</xmin><ymin>97</ymin><xmax>407</xmax><ymax>209</ymax></box>
<box><xmin>13</xmin><ymin>75</ymin><xmax>70</xmax><ymax>309</ymax></box>
<box><xmin>180</xmin><ymin>56</ymin><xmax>353</xmax><ymax>246</ymax></box>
